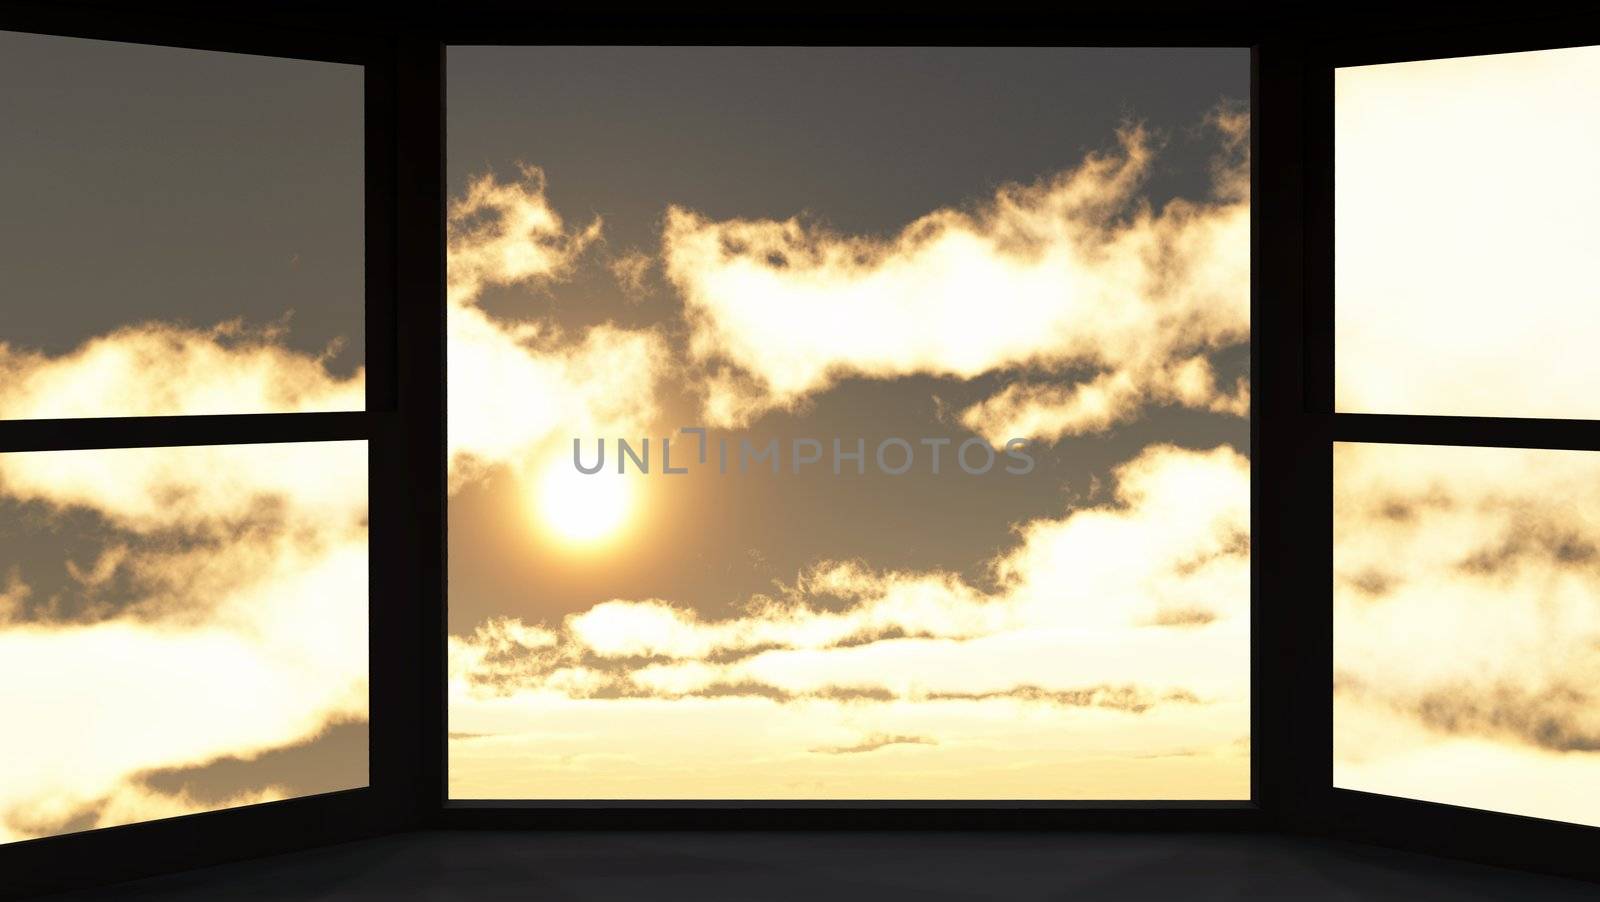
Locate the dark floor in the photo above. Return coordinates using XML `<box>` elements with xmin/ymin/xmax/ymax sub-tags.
<box><xmin>42</xmin><ymin>830</ymin><xmax>1598</xmax><ymax>900</ymax></box>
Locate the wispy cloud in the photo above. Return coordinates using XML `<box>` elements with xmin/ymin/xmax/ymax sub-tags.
<box><xmin>810</xmin><ymin>734</ymin><xmax>934</xmax><ymax>755</ymax></box>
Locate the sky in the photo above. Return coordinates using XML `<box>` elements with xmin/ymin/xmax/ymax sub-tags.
<box><xmin>1335</xmin><ymin>443</ymin><xmax>1600</xmax><ymax>827</ymax></box>
<box><xmin>445</xmin><ymin>47</ymin><xmax>1252</xmax><ymax>799</ymax></box>
<box><xmin>6</xmin><ymin>26</ymin><xmax>1596</xmax><ymax>829</ymax></box>
<box><xmin>1333</xmin><ymin>45</ymin><xmax>1600</xmax><ymax>827</ymax></box>
<box><xmin>0</xmin><ymin>30</ymin><xmax>367</xmax><ymax>843</ymax></box>
<box><xmin>0</xmin><ymin>30</ymin><xmax>365</xmax><ymax>421</ymax></box>
<box><xmin>1335</xmin><ymin>44</ymin><xmax>1600</xmax><ymax>419</ymax></box>
<box><xmin>0</xmin><ymin>34</ymin><xmax>1254</xmax><ymax>834</ymax></box>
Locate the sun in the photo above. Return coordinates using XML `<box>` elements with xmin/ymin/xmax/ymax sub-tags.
<box><xmin>532</xmin><ymin>460</ymin><xmax>635</xmax><ymax>546</ymax></box>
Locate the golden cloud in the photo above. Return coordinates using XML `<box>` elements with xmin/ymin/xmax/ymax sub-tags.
<box><xmin>0</xmin><ymin>442</ymin><xmax>368</xmax><ymax>843</ymax></box>
<box><xmin>1334</xmin><ymin>442</ymin><xmax>1600</xmax><ymax>827</ymax></box>
<box><xmin>445</xmin><ymin>169</ymin><xmax>670</xmax><ymax>492</ymax></box>
<box><xmin>662</xmin><ymin>110</ymin><xmax>1250</xmax><ymax>437</ymax></box>
<box><xmin>0</xmin><ymin>321</ymin><xmax>362</xmax><ymax>421</ymax></box>
<box><xmin>449</xmin><ymin>444</ymin><xmax>1251</xmax><ymax>798</ymax></box>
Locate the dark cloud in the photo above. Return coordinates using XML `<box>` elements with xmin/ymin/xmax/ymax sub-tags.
<box><xmin>1413</xmin><ymin>684</ymin><xmax>1600</xmax><ymax>753</ymax></box>
<box><xmin>1341</xmin><ymin>568</ymin><xmax>1397</xmax><ymax>598</ymax></box>
<box><xmin>1456</xmin><ymin>517</ymin><xmax>1600</xmax><ymax>577</ymax></box>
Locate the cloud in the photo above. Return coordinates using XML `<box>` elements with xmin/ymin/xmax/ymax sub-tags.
<box><xmin>3</xmin><ymin>784</ymin><xmax>287</xmax><ymax>843</ymax></box>
<box><xmin>810</xmin><ymin>734</ymin><xmax>934</xmax><ymax>755</ymax></box>
<box><xmin>455</xmin><ymin>444</ymin><xmax>1247</xmax><ymax>697</ymax></box>
<box><xmin>0</xmin><ymin>164</ymin><xmax>654</xmax><ymax>841</ymax></box>
<box><xmin>661</xmin><ymin>110</ymin><xmax>1249</xmax><ymax>435</ymax></box>
<box><xmin>447</xmin><ymin>308</ymin><xmax>668</xmax><ymax>491</ymax></box>
<box><xmin>0</xmin><ymin>321</ymin><xmax>362</xmax><ymax>421</ymax></box>
<box><xmin>0</xmin><ymin>569</ymin><xmax>28</xmax><ymax>625</ymax></box>
<box><xmin>0</xmin><ymin>443</ymin><xmax>368</xmax><ymax>843</ymax></box>
<box><xmin>607</xmin><ymin>249</ymin><xmax>655</xmax><ymax>301</ymax></box>
<box><xmin>922</xmin><ymin>686</ymin><xmax>1200</xmax><ymax>714</ymax></box>
<box><xmin>444</xmin><ymin>168</ymin><xmax>669</xmax><ymax>492</ymax></box>
<box><xmin>0</xmin><ymin>162</ymin><xmax>655</xmax><ymax>489</ymax></box>
<box><xmin>960</xmin><ymin>356</ymin><xmax>1248</xmax><ymax>445</ymax></box>
<box><xmin>1334</xmin><ymin>442</ymin><xmax>1600</xmax><ymax>826</ymax></box>
<box><xmin>449</xmin><ymin>444</ymin><xmax>1251</xmax><ymax>798</ymax></box>
<box><xmin>447</xmin><ymin>165</ymin><xmax>602</xmax><ymax>309</ymax></box>
<box><xmin>0</xmin><ymin>115</ymin><xmax>1257</xmax><ymax>816</ymax></box>
<box><xmin>0</xmin><ymin>441</ymin><xmax>366</xmax><ymax>533</ymax></box>
<box><xmin>0</xmin><ymin>182</ymin><xmax>384</xmax><ymax>843</ymax></box>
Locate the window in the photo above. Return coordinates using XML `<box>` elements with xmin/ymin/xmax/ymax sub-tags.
<box><xmin>0</xmin><ymin>30</ymin><xmax>364</xmax><ymax>419</ymax></box>
<box><xmin>4</xmin><ymin>7</ymin><xmax>1600</xmax><ymax>899</ymax></box>
<box><xmin>1332</xmin><ymin>43</ymin><xmax>1600</xmax><ymax>828</ymax></box>
<box><xmin>1334</xmin><ymin>45</ymin><xmax>1600</xmax><ymax>420</ymax></box>
<box><xmin>0</xmin><ymin>442</ymin><xmax>369</xmax><ymax>842</ymax></box>
<box><xmin>0</xmin><ymin>30</ymin><xmax>371</xmax><ymax>844</ymax></box>
<box><xmin>1334</xmin><ymin>442</ymin><xmax>1600</xmax><ymax>827</ymax></box>
<box><xmin>445</xmin><ymin>47</ymin><xmax>1252</xmax><ymax>800</ymax></box>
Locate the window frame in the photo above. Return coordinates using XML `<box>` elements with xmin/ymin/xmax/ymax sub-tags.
<box><xmin>1304</xmin><ymin>13</ymin><xmax>1600</xmax><ymax>884</ymax></box>
<box><xmin>429</xmin><ymin>27</ymin><xmax>1280</xmax><ymax>828</ymax></box>
<box><xmin>0</xmin><ymin>7</ymin><xmax>427</xmax><ymax>897</ymax></box>
<box><xmin>0</xmin><ymin>16</ymin><xmax>1285</xmax><ymax>895</ymax></box>
<box><xmin>8</xmin><ymin>4</ymin><xmax>1599</xmax><ymax>898</ymax></box>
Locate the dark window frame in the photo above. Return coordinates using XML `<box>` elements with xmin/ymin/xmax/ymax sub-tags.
<box><xmin>0</xmin><ymin>7</ymin><xmax>426</xmax><ymax>898</ymax></box>
<box><xmin>0</xmin><ymin>5</ymin><xmax>1596</xmax><ymax>898</ymax></box>
<box><xmin>1303</xmin><ymin>13</ymin><xmax>1600</xmax><ymax>884</ymax></box>
<box><xmin>429</xmin><ymin>26</ymin><xmax>1275</xmax><ymax>829</ymax></box>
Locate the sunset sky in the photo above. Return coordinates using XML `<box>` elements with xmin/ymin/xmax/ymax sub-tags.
<box><xmin>445</xmin><ymin>47</ymin><xmax>1252</xmax><ymax>799</ymax></box>
<box><xmin>0</xmin><ymin>36</ymin><xmax>1254</xmax><ymax>836</ymax></box>
<box><xmin>1336</xmin><ymin>44</ymin><xmax>1600</xmax><ymax>419</ymax></box>
<box><xmin>1335</xmin><ymin>443</ymin><xmax>1600</xmax><ymax>827</ymax></box>
<box><xmin>1334</xmin><ymin>45</ymin><xmax>1600</xmax><ymax>826</ymax></box>
<box><xmin>0</xmin><ymin>31</ymin><xmax>367</xmax><ymax>842</ymax></box>
<box><xmin>8</xmin><ymin>24</ymin><xmax>1599</xmax><ymax>839</ymax></box>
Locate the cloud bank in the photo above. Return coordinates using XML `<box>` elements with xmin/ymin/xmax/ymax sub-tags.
<box><xmin>0</xmin><ymin>321</ymin><xmax>362</xmax><ymax>421</ymax></box>
<box><xmin>663</xmin><ymin>111</ymin><xmax>1249</xmax><ymax>438</ymax></box>
<box><xmin>0</xmin><ymin>442</ymin><xmax>368</xmax><ymax>843</ymax></box>
<box><xmin>450</xmin><ymin>444</ymin><xmax>1250</xmax><ymax>798</ymax></box>
<box><xmin>1334</xmin><ymin>442</ymin><xmax>1600</xmax><ymax>827</ymax></box>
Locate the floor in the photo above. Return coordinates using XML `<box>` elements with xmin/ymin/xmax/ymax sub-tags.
<box><xmin>49</xmin><ymin>830</ymin><xmax>1598</xmax><ymax>900</ymax></box>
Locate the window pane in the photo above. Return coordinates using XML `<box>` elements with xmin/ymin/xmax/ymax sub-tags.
<box><xmin>446</xmin><ymin>47</ymin><xmax>1251</xmax><ymax>800</ymax></box>
<box><xmin>0</xmin><ymin>31</ymin><xmax>363</xmax><ymax>419</ymax></box>
<box><xmin>0</xmin><ymin>441</ymin><xmax>367</xmax><ymax>842</ymax></box>
<box><xmin>1334</xmin><ymin>442</ymin><xmax>1600</xmax><ymax>826</ymax></box>
<box><xmin>1335</xmin><ymin>45</ymin><xmax>1600</xmax><ymax>418</ymax></box>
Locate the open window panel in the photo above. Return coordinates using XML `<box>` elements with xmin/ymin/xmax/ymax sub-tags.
<box><xmin>443</xmin><ymin>46</ymin><xmax>1255</xmax><ymax>812</ymax></box>
<box><xmin>1321</xmin><ymin>22</ymin><xmax>1600</xmax><ymax>883</ymax></box>
<box><xmin>0</xmin><ymin>16</ymin><xmax>413</xmax><ymax>899</ymax></box>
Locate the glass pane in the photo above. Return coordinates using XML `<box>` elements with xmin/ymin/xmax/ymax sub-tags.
<box><xmin>447</xmin><ymin>47</ymin><xmax>1251</xmax><ymax>800</ymax></box>
<box><xmin>0</xmin><ymin>441</ymin><xmax>367</xmax><ymax>843</ymax></box>
<box><xmin>1335</xmin><ymin>442</ymin><xmax>1600</xmax><ymax>826</ymax></box>
<box><xmin>0</xmin><ymin>31</ymin><xmax>364</xmax><ymax>419</ymax></box>
<box><xmin>1335</xmin><ymin>45</ymin><xmax>1600</xmax><ymax>418</ymax></box>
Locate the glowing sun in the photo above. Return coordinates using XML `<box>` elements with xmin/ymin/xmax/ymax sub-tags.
<box><xmin>533</xmin><ymin>461</ymin><xmax>635</xmax><ymax>545</ymax></box>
